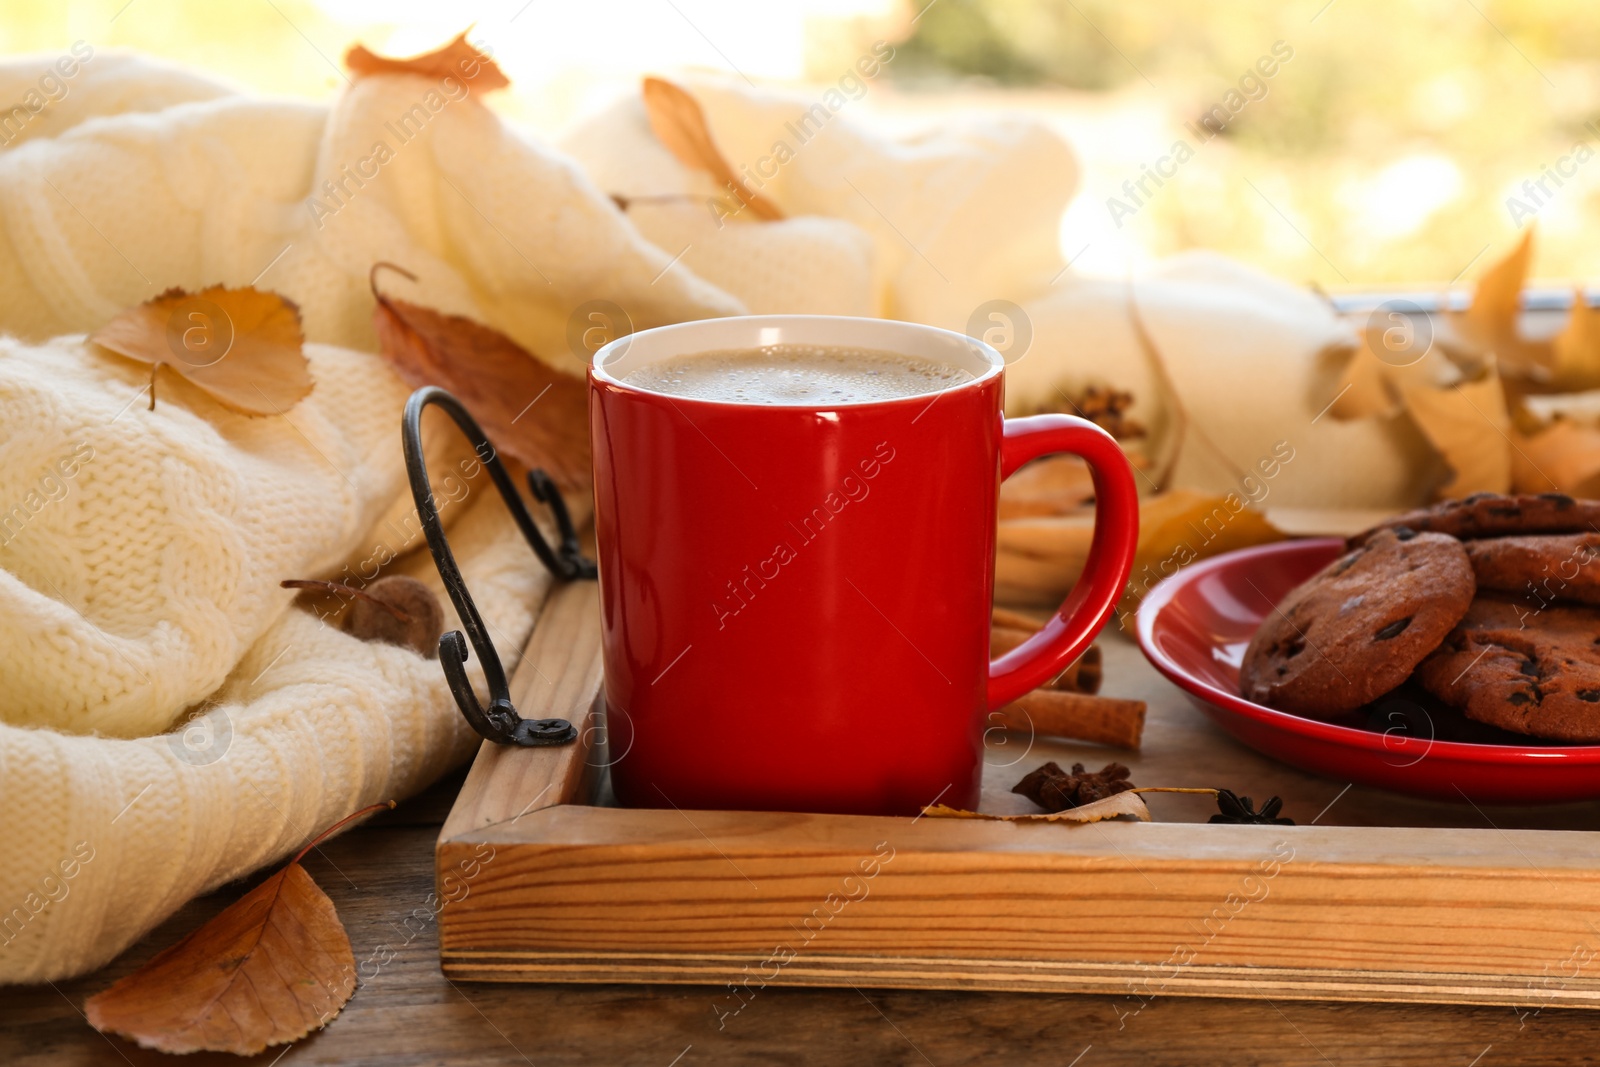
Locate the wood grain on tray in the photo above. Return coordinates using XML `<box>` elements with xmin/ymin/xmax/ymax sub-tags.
<box><xmin>435</xmin><ymin>577</ymin><xmax>1600</xmax><ymax>1008</ymax></box>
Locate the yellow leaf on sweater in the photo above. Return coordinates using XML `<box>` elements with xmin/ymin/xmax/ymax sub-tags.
<box><xmin>89</xmin><ymin>286</ymin><xmax>312</xmax><ymax>415</ymax></box>
<box><xmin>1400</xmin><ymin>369</ymin><xmax>1512</xmax><ymax>498</ymax></box>
<box><xmin>642</xmin><ymin>76</ymin><xmax>783</xmax><ymax>222</ymax></box>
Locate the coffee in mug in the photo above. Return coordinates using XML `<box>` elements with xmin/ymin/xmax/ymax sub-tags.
<box><xmin>620</xmin><ymin>343</ymin><xmax>975</xmax><ymax>405</ymax></box>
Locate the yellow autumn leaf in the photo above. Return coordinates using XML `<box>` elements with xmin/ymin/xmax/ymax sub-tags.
<box><xmin>1122</xmin><ymin>489</ymin><xmax>1284</xmax><ymax>616</ymax></box>
<box><xmin>1400</xmin><ymin>368</ymin><xmax>1512</xmax><ymax>498</ymax></box>
<box><xmin>921</xmin><ymin>790</ymin><xmax>1151</xmax><ymax>824</ymax></box>
<box><xmin>89</xmin><ymin>286</ymin><xmax>313</xmax><ymax>416</ymax></box>
<box><xmin>641</xmin><ymin>76</ymin><xmax>782</xmax><ymax>222</ymax></box>
<box><xmin>1450</xmin><ymin>227</ymin><xmax>1548</xmax><ymax>378</ymax></box>
<box><xmin>1510</xmin><ymin>418</ymin><xmax>1600</xmax><ymax>497</ymax></box>
<box><xmin>996</xmin><ymin>490</ymin><xmax>1285</xmax><ymax>614</ymax></box>
<box><xmin>1327</xmin><ymin>317</ymin><xmax>1461</xmax><ymax>421</ymax></box>
<box><xmin>344</xmin><ymin>30</ymin><xmax>509</xmax><ymax>92</ymax></box>
<box><xmin>1550</xmin><ymin>288</ymin><xmax>1600</xmax><ymax>392</ymax></box>
<box><xmin>1465</xmin><ymin>227</ymin><xmax>1533</xmax><ymax>347</ymax></box>
<box><xmin>1328</xmin><ymin>332</ymin><xmax>1399</xmax><ymax>419</ymax></box>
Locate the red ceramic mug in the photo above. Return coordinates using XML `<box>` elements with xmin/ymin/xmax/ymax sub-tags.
<box><xmin>589</xmin><ymin>315</ymin><xmax>1138</xmax><ymax>816</ymax></box>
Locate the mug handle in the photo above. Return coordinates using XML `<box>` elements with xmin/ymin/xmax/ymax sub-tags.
<box><xmin>987</xmin><ymin>414</ymin><xmax>1140</xmax><ymax>710</ymax></box>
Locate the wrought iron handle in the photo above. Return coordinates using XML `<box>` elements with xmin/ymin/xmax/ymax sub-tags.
<box><xmin>402</xmin><ymin>386</ymin><xmax>595</xmax><ymax>747</ymax></box>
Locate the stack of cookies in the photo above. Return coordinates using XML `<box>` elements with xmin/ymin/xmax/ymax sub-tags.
<box><xmin>1241</xmin><ymin>493</ymin><xmax>1600</xmax><ymax>742</ymax></box>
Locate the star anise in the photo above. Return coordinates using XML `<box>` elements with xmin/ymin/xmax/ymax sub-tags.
<box><xmin>1012</xmin><ymin>761</ymin><xmax>1135</xmax><ymax>812</ymax></box>
<box><xmin>1209</xmin><ymin>789</ymin><xmax>1294</xmax><ymax>825</ymax></box>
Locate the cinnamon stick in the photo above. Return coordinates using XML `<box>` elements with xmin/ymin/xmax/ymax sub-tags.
<box><xmin>990</xmin><ymin>690</ymin><xmax>1145</xmax><ymax>751</ymax></box>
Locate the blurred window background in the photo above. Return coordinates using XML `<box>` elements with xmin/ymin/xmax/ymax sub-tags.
<box><xmin>5</xmin><ymin>0</ymin><xmax>1592</xmax><ymax>287</ymax></box>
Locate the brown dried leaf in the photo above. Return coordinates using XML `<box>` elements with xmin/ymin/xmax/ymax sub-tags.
<box><xmin>1510</xmin><ymin>418</ymin><xmax>1600</xmax><ymax>497</ymax></box>
<box><xmin>1401</xmin><ymin>368</ymin><xmax>1513</xmax><ymax>498</ymax></box>
<box><xmin>84</xmin><ymin>804</ymin><xmax>390</xmax><ymax>1055</ymax></box>
<box><xmin>345</xmin><ymin>30</ymin><xmax>508</xmax><ymax>92</ymax></box>
<box><xmin>641</xmin><ymin>76</ymin><xmax>782</xmax><ymax>221</ymax></box>
<box><xmin>369</xmin><ymin>264</ymin><xmax>590</xmax><ymax>490</ymax></box>
<box><xmin>89</xmin><ymin>286</ymin><xmax>312</xmax><ymax>415</ymax></box>
<box><xmin>921</xmin><ymin>791</ymin><xmax>1151</xmax><ymax>824</ymax></box>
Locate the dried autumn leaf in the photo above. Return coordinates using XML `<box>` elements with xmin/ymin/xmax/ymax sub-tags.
<box><xmin>641</xmin><ymin>76</ymin><xmax>782</xmax><ymax>222</ymax></box>
<box><xmin>1119</xmin><ymin>489</ymin><xmax>1284</xmax><ymax>622</ymax></box>
<box><xmin>1451</xmin><ymin>228</ymin><xmax>1547</xmax><ymax>377</ymax></box>
<box><xmin>1465</xmin><ymin>228</ymin><xmax>1533</xmax><ymax>346</ymax></box>
<box><xmin>89</xmin><ymin>286</ymin><xmax>312</xmax><ymax>415</ymax></box>
<box><xmin>1328</xmin><ymin>312</ymin><xmax>1461</xmax><ymax>422</ymax></box>
<box><xmin>345</xmin><ymin>30</ymin><xmax>509</xmax><ymax>92</ymax></box>
<box><xmin>1401</xmin><ymin>368</ymin><xmax>1513</xmax><ymax>498</ymax></box>
<box><xmin>369</xmin><ymin>264</ymin><xmax>590</xmax><ymax>490</ymax></box>
<box><xmin>996</xmin><ymin>490</ymin><xmax>1284</xmax><ymax>612</ymax></box>
<box><xmin>1511</xmin><ymin>418</ymin><xmax>1600</xmax><ymax>497</ymax></box>
<box><xmin>922</xmin><ymin>791</ymin><xmax>1151</xmax><ymax>824</ymax></box>
<box><xmin>1551</xmin><ymin>288</ymin><xmax>1600</xmax><ymax>392</ymax></box>
<box><xmin>1327</xmin><ymin>332</ymin><xmax>1399</xmax><ymax>420</ymax></box>
<box><xmin>84</xmin><ymin>803</ymin><xmax>390</xmax><ymax>1055</ymax></box>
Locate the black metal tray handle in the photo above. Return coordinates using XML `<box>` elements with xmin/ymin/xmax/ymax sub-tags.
<box><xmin>402</xmin><ymin>386</ymin><xmax>596</xmax><ymax>747</ymax></box>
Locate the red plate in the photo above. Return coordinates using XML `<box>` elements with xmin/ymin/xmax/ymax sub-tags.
<box><xmin>1134</xmin><ymin>537</ymin><xmax>1600</xmax><ymax>804</ymax></box>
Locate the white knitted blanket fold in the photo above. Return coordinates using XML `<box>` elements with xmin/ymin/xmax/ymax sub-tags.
<box><xmin>0</xmin><ymin>49</ymin><xmax>1423</xmax><ymax>984</ymax></box>
<box><xmin>0</xmin><ymin>52</ymin><xmax>738</xmax><ymax>984</ymax></box>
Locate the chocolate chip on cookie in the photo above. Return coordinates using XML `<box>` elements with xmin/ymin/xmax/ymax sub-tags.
<box><xmin>1240</xmin><ymin>529</ymin><xmax>1476</xmax><ymax>716</ymax></box>
<box><xmin>1416</xmin><ymin>595</ymin><xmax>1600</xmax><ymax>742</ymax></box>
<box><xmin>1466</xmin><ymin>533</ymin><xmax>1600</xmax><ymax>606</ymax></box>
<box><xmin>1350</xmin><ymin>493</ymin><xmax>1600</xmax><ymax>548</ymax></box>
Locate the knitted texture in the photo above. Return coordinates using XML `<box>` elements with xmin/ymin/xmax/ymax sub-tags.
<box><xmin>0</xmin><ymin>53</ymin><xmax>739</xmax><ymax>983</ymax></box>
<box><xmin>0</xmin><ymin>338</ymin><xmax>417</xmax><ymax>736</ymax></box>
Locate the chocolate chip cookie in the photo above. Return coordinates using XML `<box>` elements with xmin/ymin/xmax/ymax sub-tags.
<box><xmin>1416</xmin><ymin>595</ymin><xmax>1600</xmax><ymax>741</ymax></box>
<box><xmin>1241</xmin><ymin>529</ymin><xmax>1476</xmax><ymax>716</ymax></box>
<box><xmin>1466</xmin><ymin>532</ymin><xmax>1600</xmax><ymax>605</ymax></box>
<box><xmin>1351</xmin><ymin>492</ymin><xmax>1600</xmax><ymax>548</ymax></box>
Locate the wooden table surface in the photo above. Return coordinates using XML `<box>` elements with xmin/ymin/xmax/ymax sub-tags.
<box><xmin>11</xmin><ymin>637</ymin><xmax>1600</xmax><ymax>1066</ymax></box>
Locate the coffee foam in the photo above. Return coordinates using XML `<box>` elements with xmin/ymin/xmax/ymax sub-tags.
<box><xmin>620</xmin><ymin>343</ymin><xmax>975</xmax><ymax>405</ymax></box>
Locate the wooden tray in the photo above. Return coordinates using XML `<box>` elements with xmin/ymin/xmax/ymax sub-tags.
<box><xmin>436</xmin><ymin>578</ymin><xmax>1600</xmax><ymax>1010</ymax></box>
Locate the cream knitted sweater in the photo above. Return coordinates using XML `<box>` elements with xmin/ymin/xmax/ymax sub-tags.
<box><xmin>0</xmin><ymin>52</ymin><xmax>740</xmax><ymax>983</ymax></box>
